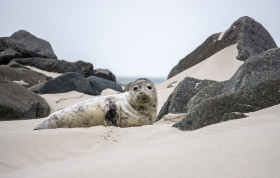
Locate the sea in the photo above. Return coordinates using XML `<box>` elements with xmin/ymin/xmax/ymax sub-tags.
<box><xmin>117</xmin><ymin>76</ymin><xmax>166</xmax><ymax>85</ymax></box>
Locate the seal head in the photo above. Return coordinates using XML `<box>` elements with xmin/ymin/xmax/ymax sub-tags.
<box><xmin>128</xmin><ymin>78</ymin><xmax>158</xmax><ymax>110</ymax></box>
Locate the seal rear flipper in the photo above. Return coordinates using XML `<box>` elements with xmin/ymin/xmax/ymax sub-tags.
<box><xmin>33</xmin><ymin>121</ymin><xmax>48</xmax><ymax>130</ymax></box>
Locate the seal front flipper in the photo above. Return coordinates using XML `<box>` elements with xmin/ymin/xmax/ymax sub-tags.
<box><xmin>104</xmin><ymin>98</ymin><xmax>120</xmax><ymax>127</ymax></box>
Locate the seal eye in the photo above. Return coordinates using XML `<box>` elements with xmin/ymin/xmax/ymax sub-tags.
<box><xmin>147</xmin><ymin>86</ymin><xmax>152</xmax><ymax>90</ymax></box>
<box><xmin>133</xmin><ymin>87</ymin><xmax>138</xmax><ymax>91</ymax></box>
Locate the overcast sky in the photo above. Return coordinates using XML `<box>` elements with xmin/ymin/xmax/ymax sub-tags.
<box><xmin>1</xmin><ymin>0</ymin><xmax>279</xmax><ymax>78</ymax></box>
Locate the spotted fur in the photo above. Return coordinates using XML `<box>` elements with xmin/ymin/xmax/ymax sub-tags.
<box><xmin>34</xmin><ymin>78</ymin><xmax>157</xmax><ymax>130</ymax></box>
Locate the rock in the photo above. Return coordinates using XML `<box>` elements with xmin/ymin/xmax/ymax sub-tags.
<box><xmin>87</xmin><ymin>76</ymin><xmax>123</xmax><ymax>95</ymax></box>
<box><xmin>12</xmin><ymin>57</ymin><xmax>94</xmax><ymax>77</ymax></box>
<box><xmin>0</xmin><ymin>65</ymin><xmax>51</xmax><ymax>88</ymax></box>
<box><xmin>0</xmin><ymin>30</ymin><xmax>57</xmax><ymax>64</ymax></box>
<box><xmin>156</xmin><ymin>77</ymin><xmax>217</xmax><ymax>121</ymax></box>
<box><xmin>222</xmin><ymin>48</ymin><xmax>280</xmax><ymax>93</ymax></box>
<box><xmin>7</xmin><ymin>60</ymin><xmax>29</xmax><ymax>69</ymax></box>
<box><xmin>173</xmin><ymin>79</ymin><xmax>280</xmax><ymax>130</ymax></box>
<box><xmin>93</xmin><ymin>68</ymin><xmax>116</xmax><ymax>82</ymax></box>
<box><xmin>186</xmin><ymin>81</ymin><xmax>226</xmax><ymax>113</ymax></box>
<box><xmin>168</xmin><ymin>16</ymin><xmax>278</xmax><ymax>79</ymax></box>
<box><xmin>0</xmin><ymin>77</ymin><xmax>50</xmax><ymax>120</ymax></box>
<box><xmin>221</xmin><ymin>112</ymin><xmax>248</xmax><ymax>122</ymax></box>
<box><xmin>29</xmin><ymin>72</ymin><xmax>96</xmax><ymax>95</ymax></box>
<box><xmin>173</xmin><ymin>48</ymin><xmax>280</xmax><ymax>130</ymax></box>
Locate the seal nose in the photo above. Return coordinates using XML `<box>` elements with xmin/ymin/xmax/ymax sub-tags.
<box><xmin>139</xmin><ymin>91</ymin><xmax>144</xmax><ymax>95</ymax></box>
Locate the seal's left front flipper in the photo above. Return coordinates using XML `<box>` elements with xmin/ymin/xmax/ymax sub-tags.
<box><xmin>104</xmin><ymin>98</ymin><xmax>119</xmax><ymax>127</ymax></box>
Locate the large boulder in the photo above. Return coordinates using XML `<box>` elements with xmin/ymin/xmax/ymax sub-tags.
<box><xmin>0</xmin><ymin>77</ymin><xmax>50</xmax><ymax>120</ymax></box>
<box><xmin>222</xmin><ymin>48</ymin><xmax>280</xmax><ymax>93</ymax></box>
<box><xmin>93</xmin><ymin>68</ymin><xmax>117</xmax><ymax>82</ymax></box>
<box><xmin>174</xmin><ymin>79</ymin><xmax>280</xmax><ymax>130</ymax></box>
<box><xmin>156</xmin><ymin>77</ymin><xmax>217</xmax><ymax>121</ymax></box>
<box><xmin>87</xmin><ymin>76</ymin><xmax>123</xmax><ymax>95</ymax></box>
<box><xmin>172</xmin><ymin>48</ymin><xmax>280</xmax><ymax>130</ymax></box>
<box><xmin>12</xmin><ymin>57</ymin><xmax>94</xmax><ymax>78</ymax></box>
<box><xmin>0</xmin><ymin>65</ymin><xmax>51</xmax><ymax>88</ymax></box>
<box><xmin>168</xmin><ymin>16</ymin><xmax>278</xmax><ymax>79</ymax></box>
<box><xmin>29</xmin><ymin>72</ymin><xmax>96</xmax><ymax>95</ymax></box>
<box><xmin>0</xmin><ymin>30</ymin><xmax>57</xmax><ymax>64</ymax></box>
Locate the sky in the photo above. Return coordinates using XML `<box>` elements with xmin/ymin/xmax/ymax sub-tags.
<box><xmin>0</xmin><ymin>0</ymin><xmax>279</xmax><ymax>78</ymax></box>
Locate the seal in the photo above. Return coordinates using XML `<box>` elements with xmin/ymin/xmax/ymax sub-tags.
<box><xmin>34</xmin><ymin>78</ymin><xmax>157</xmax><ymax>130</ymax></box>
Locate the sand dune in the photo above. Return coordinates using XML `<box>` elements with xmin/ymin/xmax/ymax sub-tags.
<box><xmin>157</xmin><ymin>44</ymin><xmax>243</xmax><ymax>90</ymax></box>
<box><xmin>156</xmin><ymin>44</ymin><xmax>243</xmax><ymax>111</ymax></box>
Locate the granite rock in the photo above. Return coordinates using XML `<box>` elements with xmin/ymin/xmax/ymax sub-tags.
<box><xmin>0</xmin><ymin>77</ymin><xmax>50</xmax><ymax>120</ymax></box>
<box><xmin>29</xmin><ymin>72</ymin><xmax>96</xmax><ymax>95</ymax></box>
<box><xmin>0</xmin><ymin>30</ymin><xmax>57</xmax><ymax>64</ymax></box>
<box><xmin>87</xmin><ymin>76</ymin><xmax>123</xmax><ymax>95</ymax></box>
<box><xmin>168</xmin><ymin>16</ymin><xmax>277</xmax><ymax>79</ymax></box>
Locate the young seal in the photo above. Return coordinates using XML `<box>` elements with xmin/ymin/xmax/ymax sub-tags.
<box><xmin>34</xmin><ymin>78</ymin><xmax>157</xmax><ymax>130</ymax></box>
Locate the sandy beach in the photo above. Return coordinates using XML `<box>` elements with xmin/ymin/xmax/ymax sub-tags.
<box><xmin>0</xmin><ymin>104</ymin><xmax>279</xmax><ymax>178</ymax></box>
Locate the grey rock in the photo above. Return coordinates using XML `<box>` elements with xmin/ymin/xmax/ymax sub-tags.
<box><xmin>29</xmin><ymin>72</ymin><xmax>96</xmax><ymax>95</ymax></box>
<box><xmin>186</xmin><ymin>81</ymin><xmax>226</xmax><ymax>113</ymax></box>
<box><xmin>221</xmin><ymin>112</ymin><xmax>248</xmax><ymax>122</ymax></box>
<box><xmin>173</xmin><ymin>79</ymin><xmax>280</xmax><ymax>130</ymax></box>
<box><xmin>173</xmin><ymin>47</ymin><xmax>280</xmax><ymax>130</ymax></box>
<box><xmin>93</xmin><ymin>68</ymin><xmax>116</xmax><ymax>82</ymax></box>
<box><xmin>7</xmin><ymin>60</ymin><xmax>29</xmax><ymax>69</ymax></box>
<box><xmin>87</xmin><ymin>76</ymin><xmax>123</xmax><ymax>95</ymax></box>
<box><xmin>0</xmin><ymin>30</ymin><xmax>57</xmax><ymax>64</ymax></box>
<box><xmin>0</xmin><ymin>77</ymin><xmax>50</xmax><ymax>120</ymax></box>
<box><xmin>0</xmin><ymin>65</ymin><xmax>51</xmax><ymax>88</ymax></box>
<box><xmin>168</xmin><ymin>16</ymin><xmax>278</xmax><ymax>79</ymax></box>
<box><xmin>156</xmin><ymin>77</ymin><xmax>217</xmax><ymax>121</ymax></box>
<box><xmin>222</xmin><ymin>48</ymin><xmax>280</xmax><ymax>93</ymax></box>
<box><xmin>12</xmin><ymin>57</ymin><xmax>94</xmax><ymax>78</ymax></box>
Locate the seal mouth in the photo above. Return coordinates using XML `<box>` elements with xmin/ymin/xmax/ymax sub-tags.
<box><xmin>136</xmin><ymin>95</ymin><xmax>150</xmax><ymax>103</ymax></box>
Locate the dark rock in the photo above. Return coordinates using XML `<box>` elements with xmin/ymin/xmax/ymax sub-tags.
<box><xmin>93</xmin><ymin>68</ymin><xmax>116</xmax><ymax>82</ymax></box>
<box><xmin>173</xmin><ymin>47</ymin><xmax>280</xmax><ymax>130</ymax></box>
<box><xmin>173</xmin><ymin>79</ymin><xmax>280</xmax><ymax>130</ymax></box>
<box><xmin>0</xmin><ymin>77</ymin><xmax>50</xmax><ymax>120</ymax></box>
<box><xmin>187</xmin><ymin>81</ymin><xmax>226</xmax><ymax>113</ymax></box>
<box><xmin>12</xmin><ymin>57</ymin><xmax>94</xmax><ymax>77</ymax></box>
<box><xmin>222</xmin><ymin>48</ymin><xmax>280</xmax><ymax>93</ymax></box>
<box><xmin>29</xmin><ymin>72</ymin><xmax>96</xmax><ymax>95</ymax></box>
<box><xmin>87</xmin><ymin>76</ymin><xmax>123</xmax><ymax>95</ymax></box>
<box><xmin>168</xmin><ymin>16</ymin><xmax>278</xmax><ymax>79</ymax></box>
<box><xmin>0</xmin><ymin>65</ymin><xmax>51</xmax><ymax>88</ymax></box>
<box><xmin>156</xmin><ymin>77</ymin><xmax>217</xmax><ymax>121</ymax></box>
<box><xmin>0</xmin><ymin>30</ymin><xmax>57</xmax><ymax>64</ymax></box>
<box><xmin>7</xmin><ymin>60</ymin><xmax>29</xmax><ymax>69</ymax></box>
<box><xmin>221</xmin><ymin>112</ymin><xmax>248</xmax><ymax>122</ymax></box>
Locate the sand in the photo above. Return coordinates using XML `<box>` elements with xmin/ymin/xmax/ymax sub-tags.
<box><xmin>1</xmin><ymin>45</ymin><xmax>280</xmax><ymax>177</ymax></box>
<box><xmin>157</xmin><ymin>44</ymin><xmax>243</xmax><ymax>90</ymax></box>
<box><xmin>0</xmin><ymin>104</ymin><xmax>279</xmax><ymax>178</ymax></box>
<box><xmin>156</xmin><ymin>44</ymin><xmax>243</xmax><ymax>111</ymax></box>
<box><xmin>26</xmin><ymin>66</ymin><xmax>62</xmax><ymax>78</ymax></box>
